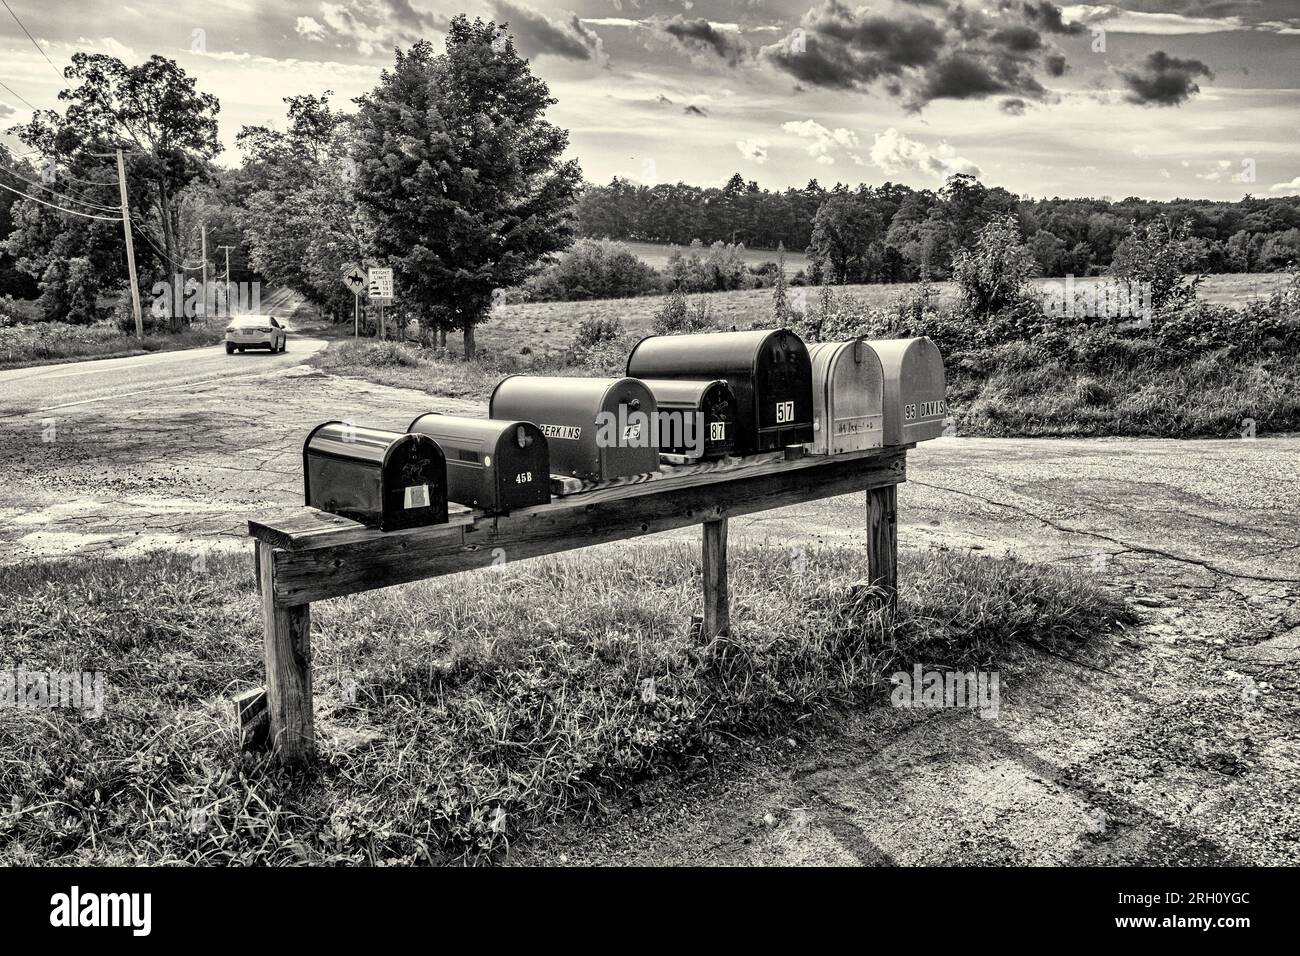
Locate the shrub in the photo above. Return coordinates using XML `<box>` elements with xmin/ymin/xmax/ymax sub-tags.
<box><xmin>572</xmin><ymin>315</ymin><xmax>625</xmax><ymax>350</ymax></box>
<box><xmin>663</xmin><ymin>240</ymin><xmax>753</xmax><ymax>293</ymax></box>
<box><xmin>651</xmin><ymin>288</ymin><xmax>716</xmax><ymax>335</ymax></box>
<box><xmin>951</xmin><ymin>215</ymin><xmax>1036</xmax><ymax>318</ymax></box>
<box><xmin>525</xmin><ymin>240</ymin><xmax>661</xmax><ymax>302</ymax></box>
<box><xmin>1109</xmin><ymin>216</ymin><xmax>1202</xmax><ymax>313</ymax></box>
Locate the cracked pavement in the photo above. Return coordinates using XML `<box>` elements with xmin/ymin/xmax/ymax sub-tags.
<box><xmin>1</xmin><ymin>309</ymin><xmax>1297</xmax><ymax>865</ymax></box>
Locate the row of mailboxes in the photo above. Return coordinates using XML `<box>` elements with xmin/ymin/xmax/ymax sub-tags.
<box><xmin>302</xmin><ymin>333</ymin><xmax>947</xmax><ymax>528</ymax></box>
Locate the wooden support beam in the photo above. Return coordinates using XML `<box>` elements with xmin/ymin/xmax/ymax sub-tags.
<box><xmin>258</xmin><ymin>540</ymin><xmax>315</xmax><ymax>765</ymax></box>
<box><xmin>866</xmin><ymin>484</ymin><xmax>898</xmax><ymax>611</ymax></box>
<box><xmin>701</xmin><ymin>518</ymin><xmax>730</xmax><ymax>638</ymax></box>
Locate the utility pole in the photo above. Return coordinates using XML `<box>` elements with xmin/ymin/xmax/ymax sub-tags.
<box><xmin>116</xmin><ymin>148</ymin><xmax>143</xmax><ymax>340</ymax></box>
<box><xmin>217</xmin><ymin>245</ymin><xmax>235</xmax><ymax>315</ymax></box>
<box><xmin>201</xmin><ymin>224</ymin><xmax>208</xmax><ymax>321</ymax></box>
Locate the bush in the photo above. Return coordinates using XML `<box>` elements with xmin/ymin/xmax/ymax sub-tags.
<box><xmin>1109</xmin><ymin>216</ymin><xmax>1202</xmax><ymax>313</ymax></box>
<box><xmin>525</xmin><ymin>239</ymin><xmax>661</xmax><ymax>302</ymax></box>
<box><xmin>37</xmin><ymin>257</ymin><xmax>102</xmax><ymax>324</ymax></box>
<box><xmin>651</xmin><ymin>288</ymin><xmax>716</xmax><ymax>335</ymax></box>
<box><xmin>663</xmin><ymin>240</ymin><xmax>753</xmax><ymax>293</ymax></box>
<box><xmin>951</xmin><ymin>215</ymin><xmax>1036</xmax><ymax>318</ymax></box>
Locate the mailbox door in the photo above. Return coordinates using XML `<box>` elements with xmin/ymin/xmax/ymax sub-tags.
<box><xmin>753</xmin><ymin>330</ymin><xmax>814</xmax><ymax>450</ymax></box>
<box><xmin>819</xmin><ymin>341</ymin><xmax>883</xmax><ymax>454</ymax></box>
<box><xmin>492</xmin><ymin>425</ymin><xmax>551</xmax><ymax>511</ymax></box>
<box><xmin>380</xmin><ymin>435</ymin><xmax>448</xmax><ymax>530</ymax></box>
<box><xmin>700</xmin><ymin>381</ymin><xmax>737</xmax><ymax>458</ymax></box>
<box><xmin>597</xmin><ymin>379</ymin><xmax>660</xmax><ymax>480</ymax></box>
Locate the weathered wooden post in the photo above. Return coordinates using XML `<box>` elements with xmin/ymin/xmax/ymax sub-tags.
<box><xmin>866</xmin><ymin>485</ymin><xmax>898</xmax><ymax>610</ymax></box>
<box><xmin>701</xmin><ymin>517</ymin><xmax>730</xmax><ymax>637</ymax></box>
<box><xmin>258</xmin><ymin>540</ymin><xmax>315</xmax><ymax>765</ymax></box>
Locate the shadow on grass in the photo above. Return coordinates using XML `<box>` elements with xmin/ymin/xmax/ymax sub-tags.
<box><xmin>0</xmin><ymin>541</ymin><xmax>1134</xmax><ymax>864</ymax></box>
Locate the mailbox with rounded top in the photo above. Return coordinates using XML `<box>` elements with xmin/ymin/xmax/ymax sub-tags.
<box><xmin>625</xmin><ymin>328</ymin><xmax>814</xmax><ymax>455</ymax></box>
<box><xmin>407</xmin><ymin>414</ymin><xmax>550</xmax><ymax>513</ymax></box>
<box><xmin>806</xmin><ymin>339</ymin><xmax>884</xmax><ymax>455</ymax></box>
<box><xmin>864</xmin><ymin>337</ymin><xmax>947</xmax><ymax>445</ymax></box>
<box><xmin>303</xmin><ymin>422</ymin><xmax>448</xmax><ymax>531</ymax></box>
<box><xmin>637</xmin><ymin>378</ymin><xmax>737</xmax><ymax>460</ymax></box>
<box><xmin>489</xmin><ymin>375</ymin><xmax>660</xmax><ymax>481</ymax></box>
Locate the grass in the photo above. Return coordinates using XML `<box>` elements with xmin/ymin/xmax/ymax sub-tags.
<box><xmin>0</xmin><ymin>542</ymin><xmax>1131</xmax><ymax>864</ymax></box>
<box><xmin>619</xmin><ymin>240</ymin><xmax>812</xmax><ymax>272</ymax></box>
<box><xmin>0</xmin><ymin>321</ymin><xmax>227</xmax><ymax>370</ymax></box>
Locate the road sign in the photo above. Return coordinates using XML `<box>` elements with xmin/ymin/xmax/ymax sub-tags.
<box><xmin>368</xmin><ymin>267</ymin><xmax>394</xmax><ymax>303</ymax></box>
<box><xmin>342</xmin><ymin>265</ymin><xmax>366</xmax><ymax>296</ymax></box>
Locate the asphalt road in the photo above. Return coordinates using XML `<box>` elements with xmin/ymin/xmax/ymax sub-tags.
<box><xmin>0</xmin><ymin>300</ymin><xmax>327</xmax><ymax>420</ymax></box>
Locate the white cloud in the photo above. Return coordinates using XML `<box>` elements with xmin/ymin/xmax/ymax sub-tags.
<box><xmin>296</xmin><ymin>17</ymin><xmax>326</xmax><ymax>40</ymax></box>
<box><xmin>781</xmin><ymin>120</ymin><xmax>858</xmax><ymax>164</ymax></box>
<box><xmin>1061</xmin><ymin>5</ymin><xmax>1251</xmax><ymax>35</ymax></box>
<box><xmin>1270</xmin><ymin>176</ymin><xmax>1300</xmax><ymax>195</ymax></box>
<box><xmin>735</xmin><ymin>139</ymin><xmax>768</xmax><ymax>164</ymax></box>
<box><xmin>867</xmin><ymin>127</ymin><xmax>981</xmax><ymax>180</ymax></box>
<box><xmin>75</xmin><ymin>37</ymin><xmax>136</xmax><ymax>60</ymax></box>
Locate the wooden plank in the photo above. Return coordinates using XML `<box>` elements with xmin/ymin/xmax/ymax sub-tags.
<box><xmin>249</xmin><ymin>503</ymin><xmax>475</xmax><ymax>551</ymax></box>
<box><xmin>267</xmin><ymin>447</ymin><xmax>908</xmax><ymax>606</ymax></box>
<box><xmin>866</xmin><ymin>484</ymin><xmax>898</xmax><ymax>611</ymax></box>
<box><xmin>701</xmin><ymin>518</ymin><xmax>729</xmax><ymax>638</ymax></box>
<box><xmin>259</xmin><ymin>540</ymin><xmax>315</xmax><ymax>764</ymax></box>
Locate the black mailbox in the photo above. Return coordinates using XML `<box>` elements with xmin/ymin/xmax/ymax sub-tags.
<box><xmin>489</xmin><ymin>375</ymin><xmax>660</xmax><ymax>481</ymax></box>
<box><xmin>303</xmin><ymin>421</ymin><xmax>448</xmax><ymax>531</ymax></box>
<box><xmin>407</xmin><ymin>413</ymin><xmax>550</xmax><ymax>513</ymax></box>
<box><xmin>638</xmin><ymin>378</ymin><xmax>737</xmax><ymax>460</ymax></box>
<box><xmin>626</xmin><ymin>329</ymin><xmax>814</xmax><ymax>455</ymax></box>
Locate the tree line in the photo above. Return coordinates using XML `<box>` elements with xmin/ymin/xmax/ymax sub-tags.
<box><xmin>577</xmin><ymin>175</ymin><xmax>1300</xmax><ymax>283</ymax></box>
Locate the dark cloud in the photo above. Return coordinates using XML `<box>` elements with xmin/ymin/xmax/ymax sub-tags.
<box><xmin>1045</xmin><ymin>51</ymin><xmax>1067</xmax><ymax>76</ymax></box>
<box><xmin>382</xmin><ymin>0</ymin><xmax>438</xmax><ymax>30</ymax></box>
<box><xmin>683</xmin><ymin>104</ymin><xmax>709</xmax><ymax>116</ymax></box>
<box><xmin>763</xmin><ymin>0</ymin><xmax>1081</xmax><ymax>110</ymax></box>
<box><xmin>1117</xmin><ymin>50</ymin><xmax>1214</xmax><ymax>106</ymax></box>
<box><xmin>999</xmin><ymin>97</ymin><xmax>1029</xmax><ymax>114</ymax></box>
<box><xmin>661</xmin><ymin>16</ymin><xmax>749</xmax><ymax>66</ymax></box>
<box><xmin>490</xmin><ymin>1</ymin><xmax>604</xmax><ymax>62</ymax></box>
<box><xmin>1019</xmin><ymin>1</ymin><xmax>1086</xmax><ymax>35</ymax></box>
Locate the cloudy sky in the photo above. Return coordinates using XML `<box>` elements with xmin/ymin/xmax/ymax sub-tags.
<box><xmin>2</xmin><ymin>0</ymin><xmax>1298</xmax><ymax>200</ymax></box>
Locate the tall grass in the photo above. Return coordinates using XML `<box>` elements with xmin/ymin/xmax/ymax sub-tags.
<box><xmin>0</xmin><ymin>543</ymin><xmax>1131</xmax><ymax>864</ymax></box>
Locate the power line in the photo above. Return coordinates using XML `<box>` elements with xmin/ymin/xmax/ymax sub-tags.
<box><xmin>0</xmin><ymin>179</ymin><xmax>119</xmax><ymax>219</ymax></box>
<box><xmin>0</xmin><ymin>77</ymin><xmax>40</xmax><ymax>112</ymax></box>
<box><xmin>0</xmin><ymin>160</ymin><xmax>120</xmax><ymax>211</ymax></box>
<box><xmin>1</xmin><ymin>1</ymin><xmax>62</xmax><ymax>81</ymax></box>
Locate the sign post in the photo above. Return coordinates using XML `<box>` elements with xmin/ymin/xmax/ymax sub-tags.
<box><xmin>368</xmin><ymin>267</ymin><xmax>394</xmax><ymax>341</ymax></box>
<box><xmin>342</xmin><ymin>264</ymin><xmax>367</xmax><ymax>340</ymax></box>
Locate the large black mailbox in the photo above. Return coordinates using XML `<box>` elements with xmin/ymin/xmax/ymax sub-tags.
<box><xmin>489</xmin><ymin>375</ymin><xmax>661</xmax><ymax>481</ymax></box>
<box><xmin>407</xmin><ymin>413</ymin><xmax>550</xmax><ymax>513</ymax></box>
<box><xmin>303</xmin><ymin>422</ymin><xmax>448</xmax><ymax>531</ymax></box>
<box><xmin>626</xmin><ymin>329</ymin><xmax>814</xmax><ymax>455</ymax></box>
<box><xmin>638</xmin><ymin>378</ymin><xmax>737</xmax><ymax>460</ymax></box>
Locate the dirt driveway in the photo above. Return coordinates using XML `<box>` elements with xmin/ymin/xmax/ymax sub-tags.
<box><xmin>0</xmin><ymin>341</ymin><xmax>1296</xmax><ymax>866</ymax></box>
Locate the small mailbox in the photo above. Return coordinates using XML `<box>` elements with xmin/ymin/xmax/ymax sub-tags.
<box><xmin>407</xmin><ymin>414</ymin><xmax>550</xmax><ymax>513</ymax></box>
<box><xmin>626</xmin><ymin>329</ymin><xmax>814</xmax><ymax>455</ymax></box>
<box><xmin>638</xmin><ymin>379</ymin><xmax>737</xmax><ymax>460</ymax></box>
<box><xmin>303</xmin><ymin>422</ymin><xmax>448</xmax><ymax>531</ymax></box>
<box><xmin>806</xmin><ymin>339</ymin><xmax>884</xmax><ymax>455</ymax></box>
<box><xmin>489</xmin><ymin>375</ymin><xmax>661</xmax><ymax>481</ymax></box>
<box><xmin>865</xmin><ymin>337</ymin><xmax>948</xmax><ymax>445</ymax></box>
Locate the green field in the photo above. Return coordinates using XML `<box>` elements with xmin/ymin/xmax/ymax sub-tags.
<box><xmin>479</xmin><ymin>272</ymin><xmax>1290</xmax><ymax>355</ymax></box>
<box><xmin>618</xmin><ymin>239</ymin><xmax>812</xmax><ymax>272</ymax></box>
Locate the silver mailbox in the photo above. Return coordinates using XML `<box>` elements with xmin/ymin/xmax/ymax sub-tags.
<box><xmin>865</xmin><ymin>337</ymin><xmax>947</xmax><ymax>445</ymax></box>
<box><xmin>806</xmin><ymin>339</ymin><xmax>883</xmax><ymax>455</ymax></box>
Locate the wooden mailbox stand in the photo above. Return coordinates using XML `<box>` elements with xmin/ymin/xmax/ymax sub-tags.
<box><xmin>247</xmin><ymin>445</ymin><xmax>910</xmax><ymax>765</ymax></box>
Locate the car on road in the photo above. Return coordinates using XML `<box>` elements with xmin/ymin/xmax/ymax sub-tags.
<box><xmin>225</xmin><ymin>315</ymin><xmax>288</xmax><ymax>354</ymax></box>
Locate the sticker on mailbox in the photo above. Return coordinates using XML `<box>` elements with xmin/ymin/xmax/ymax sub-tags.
<box><xmin>404</xmin><ymin>484</ymin><xmax>431</xmax><ymax>509</ymax></box>
<box><xmin>775</xmin><ymin>401</ymin><xmax>794</xmax><ymax>424</ymax></box>
<box><xmin>903</xmin><ymin>399</ymin><xmax>946</xmax><ymax>421</ymax></box>
<box><xmin>539</xmin><ymin>423</ymin><xmax>581</xmax><ymax>440</ymax></box>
